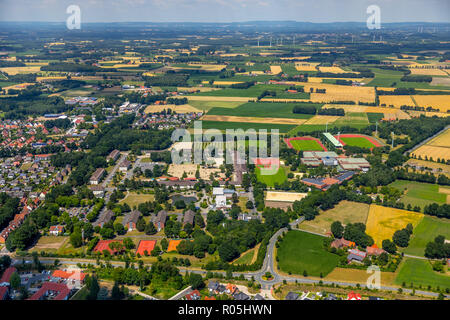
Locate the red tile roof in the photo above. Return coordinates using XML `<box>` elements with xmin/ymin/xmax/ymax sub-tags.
<box><xmin>52</xmin><ymin>270</ymin><xmax>86</xmax><ymax>281</ymax></box>
<box><xmin>0</xmin><ymin>267</ymin><xmax>17</xmax><ymax>283</ymax></box>
<box><xmin>29</xmin><ymin>282</ymin><xmax>71</xmax><ymax>300</ymax></box>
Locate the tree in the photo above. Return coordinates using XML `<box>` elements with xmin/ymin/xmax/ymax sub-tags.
<box><xmin>136</xmin><ymin>218</ymin><xmax>146</xmax><ymax>232</ymax></box>
<box><xmin>218</xmin><ymin>242</ymin><xmax>239</xmax><ymax>262</ymax></box>
<box><xmin>86</xmin><ymin>275</ymin><xmax>100</xmax><ymax>300</ymax></box>
<box><xmin>111</xmin><ymin>281</ymin><xmax>123</xmax><ymax>300</ymax></box>
<box><xmin>160</xmin><ymin>238</ymin><xmax>169</xmax><ymax>251</ymax></box>
<box><xmin>70</xmin><ymin>231</ymin><xmax>83</xmax><ymax>248</ymax></box>
<box><xmin>188</xmin><ymin>273</ymin><xmax>205</xmax><ymax>290</ymax></box>
<box><xmin>393</xmin><ymin>229</ymin><xmax>410</xmax><ymax>247</ymax></box>
<box><xmin>114</xmin><ymin>223</ymin><xmax>126</xmax><ymax>235</ymax></box>
<box><xmin>145</xmin><ymin>222</ymin><xmax>157</xmax><ymax>235</ymax></box>
<box><xmin>10</xmin><ymin>272</ymin><xmax>21</xmax><ymax>290</ymax></box>
<box><xmin>382</xmin><ymin>239</ymin><xmax>397</xmax><ymax>254</ymax></box>
<box><xmin>331</xmin><ymin>221</ymin><xmax>344</xmax><ymax>238</ymax></box>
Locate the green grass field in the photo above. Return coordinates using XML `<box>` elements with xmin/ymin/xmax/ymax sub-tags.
<box><xmin>402</xmin><ymin>216</ymin><xmax>450</xmax><ymax>257</ymax></box>
<box><xmin>388</xmin><ymin>180</ymin><xmax>448</xmax><ymax>208</ymax></box>
<box><xmin>255</xmin><ymin>165</ymin><xmax>287</xmax><ymax>187</ymax></box>
<box><xmin>206</xmin><ymin>102</ymin><xmax>319</xmax><ymax>119</ymax></box>
<box><xmin>198</xmin><ymin>120</ymin><xmax>297</xmax><ymax>133</ymax></box>
<box><xmin>188</xmin><ymin>100</ymin><xmax>244</xmax><ymax>111</ymax></box>
<box><xmin>395</xmin><ymin>258</ymin><xmax>450</xmax><ymax>290</ymax></box>
<box><xmin>193</xmin><ymin>84</ymin><xmax>310</xmax><ymax>99</ymax></box>
<box><xmin>277</xmin><ymin>230</ymin><xmax>340</xmax><ymax>277</ymax></box>
<box><xmin>367</xmin><ymin>113</ymin><xmax>385</xmax><ymax>123</ymax></box>
<box><xmin>341</xmin><ymin>137</ymin><xmax>376</xmax><ymax>148</ymax></box>
<box><xmin>289</xmin><ymin>139</ymin><xmax>324</xmax><ymax>151</ymax></box>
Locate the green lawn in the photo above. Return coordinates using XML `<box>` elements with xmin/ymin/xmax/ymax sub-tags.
<box><xmin>277</xmin><ymin>230</ymin><xmax>340</xmax><ymax>277</ymax></box>
<box><xmin>402</xmin><ymin>216</ymin><xmax>450</xmax><ymax>257</ymax></box>
<box><xmin>289</xmin><ymin>139</ymin><xmax>324</xmax><ymax>151</ymax></box>
<box><xmin>206</xmin><ymin>102</ymin><xmax>319</xmax><ymax>119</ymax></box>
<box><xmin>256</xmin><ymin>165</ymin><xmax>287</xmax><ymax>187</ymax></box>
<box><xmin>395</xmin><ymin>258</ymin><xmax>450</xmax><ymax>290</ymax></box>
<box><xmin>198</xmin><ymin>120</ymin><xmax>297</xmax><ymax>133</ymax></box>
<box><xmin>341</xmin><ymin>137</ymin><xmax>376</xmax><ymax>148</ymax></box>
<box><xmin>388</xmin><ymin>180</ymin><xmax>448</xmax><ymax>208</ymax></box>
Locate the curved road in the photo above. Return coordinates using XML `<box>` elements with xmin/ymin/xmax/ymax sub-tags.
<box><xmin>14</xmin><ymin>215</ymin><xmax>448</xmax><ymax>300</ymax></box>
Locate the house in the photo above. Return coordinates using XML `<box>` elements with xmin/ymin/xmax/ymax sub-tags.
<box><xmin>215</xmin><ymin>195</ymin><xmax>227</xmax><ymax>208</ymax></box>
<box><xmin>233</xmin><ymin>291</ymin><xmax>250</xmax><ymax>300</ymax></box>
<box><xmin>0</xmin><ymin>286</ymin><xmax>8</xmax><ymax>300</ymax></box>
<box><xmin>119</xmin><ymin>160</ymin><xmax>131</xmax><ymax>172</ymax></box>
<box><xmin>28</xmin><ymin>282</ymin><xmax>71</xmax><ymax>300</ymax></box>
<box><xmin>122</xmin><ymin>210</ymin><xmax>141</xmax><ymax>232</ymax></box>
<box><xmin>183</xmin><ymin>209</ymin><xmax>195</xmax><ymax>226</ymax></box>
<box><xmin>52</xmin><ymin>270</ymin><xmax>86</xmax><ymax>288</ymax></box>
<box><xmin>347</xmin><ymin>249</ymin><xmax>367</xmax><ymax>263</ymax></box>
<box><xmin>0</xmin><ymin>267</ymin><xmax>17</xmax><ymax>286</ymax></box>
<box><xmin>49</xmin><ymin>225</ymin><xmax>64</xmax><ymax>236</ymax></box>
<box><xmin>346</xmin><ymin>291</ymin><xmax>362</xmax><ymax>300</ymax></box>
<box><xmin>107</xmin><ymin>149</ymin><xmax>120</xmax><ymax>162</ymax></box>
<box><xmin>89</xmin><ymin>168</ymin><xmax>105</xmax><ymax>185</ymax></box>
<box><xmin>366</xmin><ymin>244</ymin><xmax>386</xmax><ymax>256</ymax></box>
<box><xmin>225</xmin><ymin>283</ymin><xmax>237</xmax><ymax>295</ymax></box>
<box><xmin>208</xmin><ymin>281</ymin><xmax>220</xmax><ymax>293</ymax></box>
<box><xmin>285</xmin><ymin>292</ymin><xmax>299</xmax><ymax>300</ymax></box>
<box><xmin>94</xmin><ymin>210</ymin><xmax>114</xmax><ymax>227</ymax></box>
<box><xmin>90</xmin><ymin>185</ymin><xmax>105</xmax><ymax>198</ymax></box>
<box><xmin>156</xmin><ymin>210</ymin><xmax>167</xmax><ymax>231</ymax></box>
<box><xmin>185</xmin><ymin>289</ymin><xmax>201</xmax><ymax>300</ymax></box>
<box><xmin>254</xmin><ymin>294</ymin><xmax>265</xmax><ymax>300</ymax></box>
<box><xmin>331</xmin><ymin>238</ymin><xmax>355</xmax><ymax>249</ymax></box>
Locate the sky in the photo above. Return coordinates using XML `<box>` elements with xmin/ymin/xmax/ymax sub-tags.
<box><xmin>0</xmin><ymin>0</ymin><xmax>449</xmax><ymax>23</ymax></box>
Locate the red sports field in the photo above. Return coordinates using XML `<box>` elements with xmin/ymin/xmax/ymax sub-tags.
<box><xmin>136</xmin><ymin>240</ymin><xmax>157</xmax><ymax>256</ymax></box>
<box><xmin>167</xmin><ymin>240</ymin><xmax>182</xmax><ymax>252</ymax></box>
<box><xmin>334</xmin><ymin>134</ymin><xmax>382</xmax><ymax>148</ymax></box>
<box><xmin>93</xmin><ymin>240</ymin><xmax>123</xmax><ymax>254</ymax></box>
<box><xmin>284</xmin><ymin>136</ymin><xmax>328</xmax><ymax>151</ymax></box>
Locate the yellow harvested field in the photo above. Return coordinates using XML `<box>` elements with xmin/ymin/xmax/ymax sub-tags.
<box><xmin>366</xmin><ymin>205</ymin><xmax>424</xmax><ymax>247</ymax></box>
<box><xmin>307</xmin><ymin>77</ymin><xmax>323</xmax><ymax>83</ymax></box>
<box><xmin>383</xmin><ymin>110</ymin><xmax>411</xmax><ymax>120</ymax></box>
<box><xmin>427</xmin><ymin>128</ymin><xmax>450</xmax><ymax>148</ymax></box>
<box><xmin>412</xmin><ymin>95</ymin><xmax>450</xmax><ymax>112</ymax></box>
<box><xmin>408</xmin><ymin>110</ymin><xmax>450</xmax><ymax>118</ymax></box>
<box><xmin>411</xmin><ymin>128</ymin><xmax>450</xmax><ymax>161</ymax></box>
<box><xmin>280</xmin><ymin>56</ymin><xmax>311</xmax><ymax>60</ymax></box>
<box><xmin>411</xmin><ymin>145</ymin><xmax>450</xmax><ymax>162</ymax></box>
<box><xmin>188</xmin><ymin>64</ymin><xmax>226</xmax><ymax>71</ymax></box>
<box><xmin>167</xmin><ymin>164</ymin><xmax>225</xmax><ymax>181</ymax></box>
<box><xmin>302</xmin><ymin>83</ymin><xmax>376</xmax><ymax>104</ymax></box>
<box><xmin>187</xmin><ymin>96</ymin><xmax>251</xmax><ymax>102</ymax></box>
<box><xmin>318</xmin><ymin>66</ymin><xmax>350</xmax><ymax>73</ymax></box>
<box><xmin>0</xmin><ymin>66</ymin><xmax>41</xmax><ymax>75</ymax></box>
<box><xmin>144</xmin><ymin>104</ymin><xmax>200</xmax><ymax>114</ymax></box>
<box><xmin>406</xmin><ymin>159</ymin><xmax>450</xmax><ymax>177</ymax></box>
<box><xmin>379</xmin><ymin>95</ymin><xmax>415</xmax><ymax>107</ymax></box>
<box><xmin>408</xmin><ymin>68</ymin><xmax>449</xmax><ymax>76</ymax></box>
<box><xmin>303</xmin><ymin>115</ymin><xmax>340</xmax><ymax>125</ymax></box>
<box><xmin>325</xmin><ymin>268</ymin><xmax>396</xmax><ymax>286</ymax></box>
<box><xmin>270</xmin><ymin>65</ymin><xmax>282</xmax><ymax>74</ymax></box>
<box><xmin>200</xmin><ymin>115</ymin><xmax>307</xmax><ymax>125</ymax></box>
<box><xmin>322</xmin><ymin>104</ymin><xmax>398</xmax><ymax>114</ymax></box>
<box><xmin>299</xmin><ymin>201</ymin><xmax>370</xmax><ymax>235</ymax></box>
<box><xmin>2</xmin><ymin>83</ymin><xmax>34</xmax><ymax>91</ymax></box>
<box><xmin>265</xmin><ymin>191</ymin><xmax>307</xmax><ymax>202</ymax></box>
<box><xmin>295</xmin><ymin>62</ymin><xmax>319</xmax><ymax>71</ymax></box>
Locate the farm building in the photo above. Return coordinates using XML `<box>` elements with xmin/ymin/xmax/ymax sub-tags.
<box><xmin>347</xmin><ymin>249</ymin><xmax>367</xmax><ymax>263</ymax></box>
<box><xmin>49</xmin><ymin>225</ymin><xmax>64</xmax><ymax>236</ymax></box>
